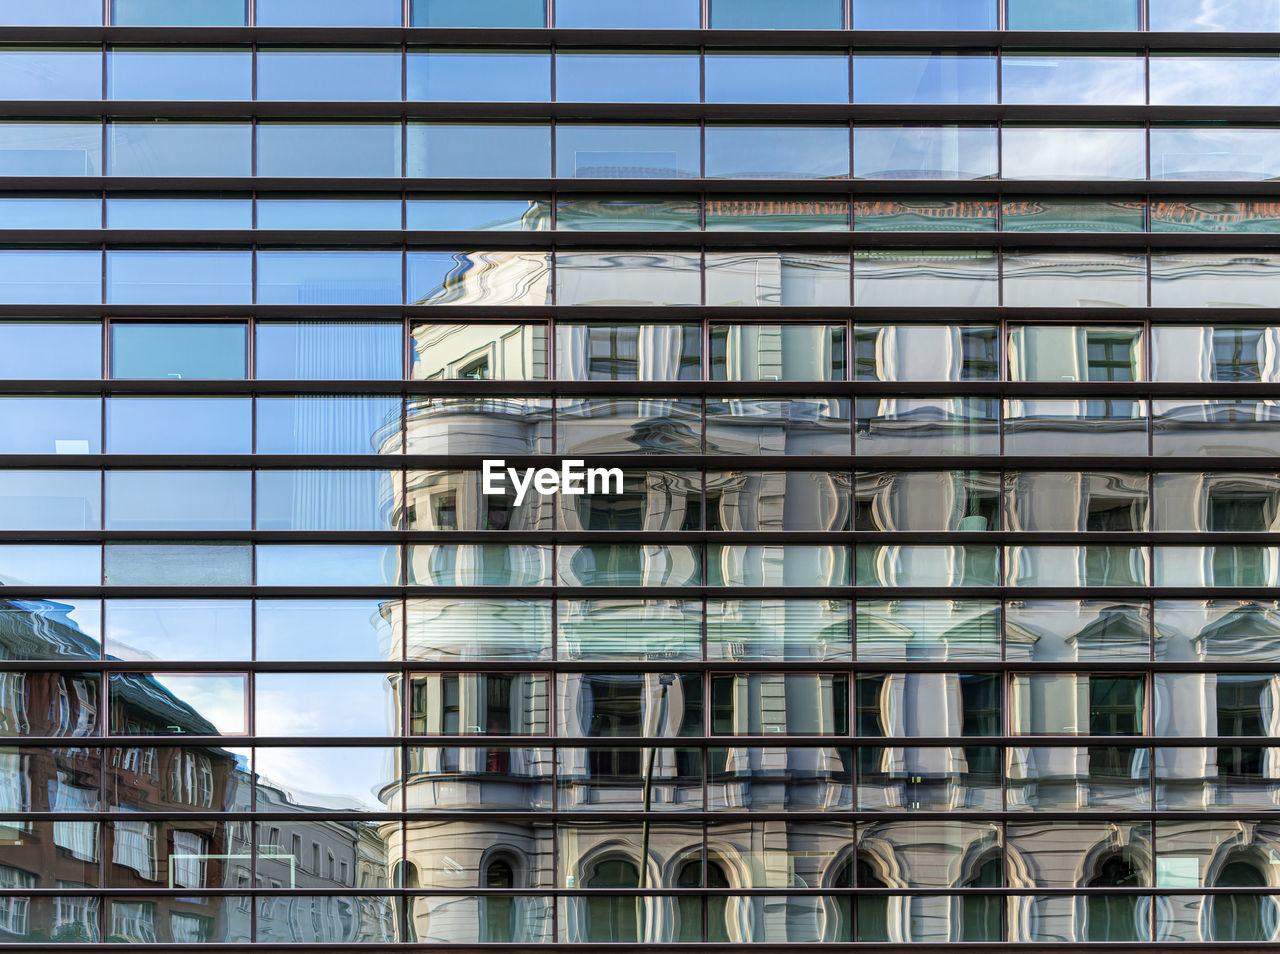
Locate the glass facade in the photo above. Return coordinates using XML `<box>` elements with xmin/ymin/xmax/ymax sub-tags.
<box><xmin>1</xmin><ymin>2</ymin><xmax>1280</xmax><ymax>949</ymax></box>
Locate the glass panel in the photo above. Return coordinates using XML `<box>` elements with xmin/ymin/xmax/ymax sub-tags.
<box><xmin>1003</xmin><ymin>54</ymin><xmax>1145</xmax><ymax>105</ymax></box>
<box><xmin>556</xmin><ymin>398</ymin><xmax>702</xmax><ymax>454</ymax></box>
<box><xmin>1010</xmin><ymin>673</ymin><xmax>1145</xmax><ymax>735</ymax></box>
<box><xmin>404</xmin><ymin>599</ymin><xmax>551</xmax><ymax>661</ymax></box>
<box><xmin>412</xmin><ymin>672</ymin><xmax>549</xmax><ymax>735</ymax></box>
<box><xmin>103</xmin><ymin>599</ymin><xmax>250</xmax><ymax>661</ymax></box>
<box><xmin>405</xmin><ymin>469</ymin><xmax>555</xmax><ymax>531</ymax></box>
<box><xmin>255</xmin><ymin>896</ymin><xmax>394</xmax><ymax>943</ymax></box>
<box><xmin>407</xmin><ymin>48</ymin><xmax>550</xmax><ymax>102</ymax></box>
<box><xmin>256</xmin><ymin>321</ymin><xmax>403</xmax><ymax>380</ymax></box>
<box><xmin>854</xmin><ymin>54</ymin><xmax>996</xmax><ymax>104</ymax></box>
<box><xmin>255</xmin><ymin>196</ymin><xmax>401</xmax><ymax>230</ymax></box>
<box><xmin>853</xmin><ymin>197</ymin><xmax>997</xmax><ymax>231</ymax></box>
<box><xmin>105</xmin><ymin>397</ymin><xmax>251</xmax><ymax>454</ymax></box>
<box><xmin>255</xmin><ymin>544</ymin><xmax>400</xmax><ymax>586</ymax></box>
<box><xmin>854</xmin><ymin>250</ymin><xmax>998</xmax><ymax>306</ymax></box>
<box><xmin>105</xmin><ymin>470</ymin><xmax>250</xmax><ymax>530</ymax></box>
<box><xmin>0</xmin><ymin>249</ymin><xmax>100</xmax><ymax>303</ymax></box>
<box><xmin>1154</xmin><ymin>545</ymin><xmax>1280</xmax><ymax>586</ymax></box>
<box><xmin>711</xmin><ymin>673</ymin><xmax>848</xmax><ymax>735</ymax></box>
<box><xmin>107</xmin><ymin>47</ymin><xmax>251</xmax><ymax>100</ymax></box>
<box><xmin>1157</xmin><ymin>893</ymin><xmax>1280</xmax><ymax>943</ymax></box>
<box><xmin>856</xmin><ymin>470</ymin><xmax>999</xmax><ymax>531</ymax></box>
<box><xmin>553</xmin><ymin>0</ymin><xmax>699</xmax><ymax>28</ymax></box>
<box><xmin>256</xmin><ymin>395</ymin><xmax>402</xmax><ymax>454</ymax></box>
<box><xmin>255</xmin><ymin>470</ymin><xmax>401</xmax><ymax>531</ymax></box>
<box><xmin>1007</xmin><ymin>746</ymin><xmax>1151</xmax><ymax>811</ymax></box>
<box><xmin>257</xmin><ymin>123</ymin><xmax>402</xmax><ymax>178</ymax></box>
<box><xmin>555</xmin><ymin>323</ymin><xmax>698</xmax><ymax>380</ymax></box>
<box><xmin>109</xmin><ymin>672</ymin><xmax>246</xmax><ymax>735</ymax></box>
<box><xmin>106</xmin><ymin>250</ymin><xmax>252</xmax><ymax>305</ymax></box>
<box><xmin>554</xmin><ymin>124</ymin><xmax>698</xmax><ymax>179</ymax></box>
<box><xmin>110</xmin><ymin>323</ymin><xmax>245</xmax><ymax>380</ymax></box>
<box><xmin>1151</xmin><ymin>198</ymin><xmax>1280</xmax><ymax>233</ymax></box>
<box><xmin>107</xmin><ymin>195</ymin><xmax>251</xmax><ymax>229</ymax></box>
<box><xmin>406</xmin><ymin>396</ymin><xmax>551</xmax><ymax>455</ymax></box>
<box><xmin>107</xmin><ymin>122</ymin><xmax>250</xmax><ymax>176</ymax></box>
<box><xmin>407</xmin><ymin>123</ymin><xmax>550</xmax><ymax>178</ymax></box>
<box><xmin>1010</xmin><ymin>895</ymin><xmax>1150</xmax><ymax>942</ymax></box>
<box><xmin>405</xmin><ymin>745</ymin><xmax>553</xmax><ymax>809</ymax></box>
<box><xmin>257</xmin><ymin>599</ymin><xmax>397</xmax><ymax>661</ymax></box>
<box><xmin>1152</xmin><ymin>55</ymin><xmax>1280</xmax><ymax>106</ymax></box>
<box><xmin>858</xmin><ymin>745</ymin><xmax>1000</xmax><ymax>810</ymax></box>
<box><xmin>407</xmin><ymin>196</ymin><xmax>551</xmax><ymax>230</ymax></box>
<box><xmin>409</xmin><ymin>544</ymin><xmax>551</xmax><ymax>586</ymax></box>
<box><xmin>1006</xmin><ymin>821</ymin><xmax>1150</xmax><ymax>887</ymax></box>
<box><xmin>711</xmin><ymin>0</ymin><xmax>843</xmax><ymax>28</ymax></box>
<box><xmin>1150</xmin><ymin>0</ymin><xmax>1280</xmax><ymax>31</ymax></box>
<box><xmin>0</xmin><ymin>194</ymin><xmax>101</xmax><ymax>228</ymax></box>
<box><xmin>557</xmin><ymin>746</ymin><xmax>701</xmax><ymax>811</ymax></box>
<box><xmin>103</xmin><ymin>543</ymin><xmax>251</xmax><ymax>586</ymax></box>
<box><xmin>0</xmin><ymin>547</ymin><xmax>98</xmax><ymax>590</ymax></box>
<box><xmin>706</xmin><ymin>125</ymin><xmax>849</xmax><ymax>179</ymax></box>
<box><xmin>554</xmin><ymin>52</ymin><xmax>699</xmax><ymax>104</ymax></box>
<box><xmin>0</xmin><ymin>46</ymin><xmax>100</xmax><ymax>99</ymax></box>
<box><xmin>558</xmin><ymin>469</ymin><xmax>700</xmax><ymax>532</ymax></box>
<box><xmin>705</xmin><ymin>398</ymin><xmax>850</xmax><ymax>456</ymax></box>
<box><xmin>1153</xmin><ymin>474</ymin><xmax>1280</xmax><ymax>531</ymax></box>
<box><xmin>1005</xmin><ymin>601</ymin><xmax>1151</xmax><ymax>661</ymax></box>
<box><xmin>853</xmin><ymin>126</ymin><xmax>998</xmax><ymax>179</ymax></box>
<box><xmin>857</xmin><ymin>600</ymin><xmax>1001</xmax><ymax>659</ymax></box>
<box><xmin>255</xmin><ymin>0</ymin><xmax>401</xmax><ymax>26</ymax></box>
<box><xmin>1002</xmin><ymin>252</ymin><xmax>1147</xmax><ymax>307</ymax></box>
<box><xmin>0</xmin><ymin>601</ymin><xmax>100</xmax><ymax>659</ymax></box>
<box><xmin>854</xmin><ymin>324</ymin><xmax>999</xmax><ymax>381</ymax></box>
<box><xmin>557</xmin><ymin>548</ymin><xmax>698</xmax><ymax>588</ymax></box>
<box><xmin>1155</xmin><ymin>820</ymin><xmax>1280</xmax><ymax>887</ymax></box>
<box><xmin>0</xmin><ymin>671</ymin><xmax>100</xmax><ymax>734</ymax></box>
<box><xmin>856</xmin><ymin>821</ymin><xmax>1000</xmax><ymax>888</ymax></box>
<box><xmin>1154</xmin><ymin>600</ymin><xmax>1280</xmax><ymax>662</ymax></box>
<box><xmin>856</xmin><ymin>545</ymin><xmax>999</xmax><ymax>587</ymax></box>
<box><xmin>408</xmin><ymin>250</ymin><xmax>550</xmax><ymax>306</ymax></box>
<box><xmin>711</xmin><ymin>324</ymin><xmax>846</xmax><ymax>381</ymax></box>
<box><xmin>1151</xmin><ymin>127</ymin><xmax>1280</xmax><ymax>180</ymax></box>
<box><xmin>411</xmin><ymin>322</ymin><xmax>546</xmax><ymax>380</ymax></box>
<box><xmin>856</xmin><ymin>673</ymin><xmax>999</xmax><ymax>737</ymax></box>
<box><xmin>556</xmin><ymin>252</ymin><xmax>699</xmax><ymax>306</ymax></box>
<box><xmin>1151</xmin><ymin>252</ymin><xmax>1280</xmax><ymax>307</ymax></box>
<box><xmin>1006</xmin><ymin>0</ymin><xmax>1139</xmax><ymax>29</ymax></box>
<box><xmin>1156</xmin><ymin>745</ymin><xmax>1280</xmax><ymax>810</ymax></box>
<box><xmin>255</xmin><ymin>747</ymin><xmax>398</xmax><ymax>810</ymax></box>
<box><xmin>0</xmin><ymin>121</ymin><xmax>100</xmax><ymax>175</ymax></box>
<box><xmin>705</xmin><ymin>251</ymin><xmax>850</xmax><ymax>306</ymax></box>
<box><xmin>1153</xmin><ymin>399</ymin><xmax>1280</xmax><ymax>457</ymax></box>
<box><xmin>855</xmin><ymin>397</ymin><xmax>1001</xmax><ymax>456</ymax></box>
<box><xmin>255</xmin><ymin>673</ymin><xmax>394</xmax><ymax>736</ymax></box>
<box><xmin>708</xmin><ymin>746</ymin><xmax>852</xmax><ymax>811</ymax></box>
<box><xmin>557</xmin><ymin>598</ymin><xmax>701</xmax><ymax>659</ymax></box>
<box><xmin>707</xmin><ymin>196</ymin><xmax>848</xmax><ymax>230</ymax></box>
<box><xmin>851</xmin><ymin>0</ymin><xmax>997</xmax><ymax>29</ymax></box>
<box><xmin>411</xmin><ymin>0</ymin><xmax>546</xmax><ymax>27</ymax></box>
<box><xmin>111</xmin><ymin>0</ymin><xmax>245</xmax><ymax>25</ymax></box>
<box><xmin>1003</xmin><ymin>197</ymin><xmax>1146</xmax><ymax>232</ymax></box>
<box><xmin>706</xmin><ymin>473</ymin><xmax>850</xmax><ymax>533</ymax></box>
<box><xmin>557</xmin><ymin>672</ymin><xmax>701</xmax><ymax>737</ymax></box>
<box><xmin>257</xmin><ymin>48</ymin><xmax>401</xmax><ymax>101</ymax></box>
<box><xmin>556</xmin><ymin>196</ymin><xmax>699</xmax><ymax>230</ymax></box>
<box><xmin>706</xmin><ymin>54</ymin><xmax>848</xmax><ymax>104</ymax></box>
<box><xmin>0</xmin><ymin>470</ymin><xmax>99</xmax><ymax>530</ymax></box>
<box><xmin>3</xmin><ymin>0</ymin><xmax>100</xmax><ymax>24</ymax></box>
<box><xmin>707</xmin><ymin>599</ymin><xmax>851</xmax><ymax>661</ymax></box>
<box><xmin>1007</xmin><ymin>545</ymin><xmax>1149</xmax><ymax>586</ymax></box>
<box><xmin>1004</xmin><ymin>472</ymin><xmax>1148</xmax><ymax>532</ymax></box>
<box><xmin>1003</xmin><ymin>399</ymin><xmax>1149</xmax><ymax>457</ymax></box>
<box><xmin>1003</xmin><ymin>126</ymin><xmax>1146</xmax><ymax>180</ymax></box>
<box><xmin>0</xmin><ymin>396</ymin><xmax>100</xmax><ymax>454</ymax></box>
<box><xmin>257</xmin><ymin>249</ymin><xmax>402</xmax><ymax>305</ymax></box>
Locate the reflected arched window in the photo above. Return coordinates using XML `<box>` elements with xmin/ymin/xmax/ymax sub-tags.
<box><xmin>584</xmin><ymin>857</ymin><xmax>640</xmax><ymax>942</ymax></box>
<box><xmin>484</xmin><ymin>858</ymin><xmax>515</xmax><ymax>943</ymax></box>
<box><xmin>1213</xmin><ymin>858</ymin><xmax>1270</xmax><ymax>942</ymax></box>
<box><xmin>960</xmin><ymin>855</ymin><xmax>1002</xmax><ymax>941</ymax></box>
<box><xmin>856</xmin><ymin>857</ymin><xmax>889</xmax><ymax>942</ymax></box>
<box><xmin>1086</xmin><ymin>853</ymin><xmax>1143</xmax><ymax>941</ymax></box>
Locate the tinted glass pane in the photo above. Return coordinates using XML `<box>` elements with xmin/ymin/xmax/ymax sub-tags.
<box><xmin>0</xmin><ymin>122</ymin><xmax>100</xmax><ymax>175</ymax></box>
<box><xmin>1002</xmin><ymin>54</ymin><xmax>1145</xmax><ymax>106</ymax></box>
<box><xmin>256</xmin><ymin>396</ymin><xmax>401</xmax><ymax>454</ymax></box>
<box><xmin>255</xmin><ymin>544</ymin><xmax>400</xmax><ymax>585</ymax></box>
<box><xmin>0</xmin><ymin>470</ymin><xmax>99</xmax><ymax>529</ymax></box>
<box><xmin>106</xmin><ymin>250</ymin><xmax>252</xmax><ymax>304</ymax></box>
<box><xmin>556</xmin><ymin>52</ymin><xmax>699</xmax><ymax>103</ymax></box>
<box><xmin>257</xmin><ymin>49</ymin><xmax>402</xmax><ymax>101</ymax></box>
<box><xmin>411</xmin><ymin>0</ymin><xmax>545</xmax><ymax>27</ymax></box>
<box><xmin>255</xmin><ymin>0</ymin><xmax>402</xmax><ymax>26</ymax></box>
<box><xmin>0</xmin><ymin>322</ymin><xmax>100</xmax><ymax>379</ymax></box>
<box><xmin>554</xmin><ymin>0</ymin><xmax>699</xmax><ymax>28</ymax></box>
<box><xmin>257</xmin><ymin>250</ymin><xmax>403</xmax><ymax>305</ymax></box>
<box><xmin>256</xmin><ymin>196</ymin><xmax>401</xmax><ymax>230</ymax></box>
<box><xmin>706</xmin><ymin>54</ymin><xmax>848</xmax><ymax>104</ymax></box>
<box><xmin>706</xmin><ymin>251</ymin><xmax>850</xmax><ymax>306</ymax></box>
<box><xmin>107</xmin><ymin>47</ymin><xmax>251</xmax><ymax>100</ymax></box>
<box><xmin>0</xmin><ymin>249</ymin><xmax>99</xmax><ymax>303</ymax></box>
<box><xmin>1006</xmin><ymin>0</ymin><xmax>1139</xmax><ymax>30</ymax></box>
<box><xmin>1</xmin><ymin>0</ymin><xmax>101</xmax><ymax>24</ymax></box>
<box><xmin>853</xmin><ymin>126</ymin><xmax>998</xmax><ymax>179</ymax></box>
<box><xmin>1151</xmin><ymin>127</ymin><xmax>1280</xmax><ymax>180</ymax></box>
<box><xmin>105</xmin><ymin>470</ymin><xmax>250</xmax><ymax>530</ymax></box>
<box><xmin>103</xmin><ymin>542</ymin><xmax>251</xmax><ymax>585</ymax></box>
<box><xmin>1001</xmin><ymin>252</ymin><xmax>1147</xmax><ymax>308</ymax></box>
<box><xmin>0</xmin><ymin>396</ymin><xmax>101</xmax><ymax>454</ymax></box>
<box><xmin>107</xmin><ymin>123</ymin><xmax>251</xmax><ymax>176</ymax></box>
<box><xmin>0</xmin><ymin>546</ymin><xmax>99</xmax><ymax>585</ymax></box>
<box><xmin>106</xmin><ymin>196</ymin><xmax>251</xmax><ymax>229</ymax></box>
<box><xmin>706</xmin><ymin>126</ymin><xmax>849</xmax><ymax>179</ymax></box>
<box><xmin>708</xmin><ymin>196</ymin><xmax>848</xmax><ymax>230</ymax></box>
<box><xmin>851</xmin><ymin>0</ymin><xmax>996</xmax><ymax>29</ymax></box>
<box><xmin>0</xmin><ymin>47</ymin><xmax>101</xmax><ymax>99</ymax></box>
<box><xmin>0</xmin><ymin>194</ymin><xmax>101</xmax><ymax>228</ymax></box>
<box><xmin>555</xmin><ymin>124</ymin><xmax>698</xmax><ymax>178</ymax></box>
<box><xmin>854</xmin><ymin>324</ymin><xmax>998</xmax><ymax>380</ymax></box>
<box><xmin>408</xmin><ymin>49</ymin><xmax>550</xmax><ymax>102</ymax></box>
<box><xmin>255</xmin><ymin>321</ymin><xmax>403</xmax><ymax>380</ymax></box>
<box><xmin>111</xmin><ymin>0</ymin><xmax>245</xmax><ymax>25</ymax></box>
<box><xmin>1150</xmin><ymin>0</ymin><xmax>1280</xmax><ymax>30</ymax></box>
<box><xmin>555</xmin><ymin>252</ymin><xmax>698</xmax><ymax>306</ymax></box>
<box><xmin>854</xmin><ymin>197</ymin><xmax>996</xmax><ymax>231</ymax></box>
<box><xmin>711</xmin><ymin>0</ymin><xmax>843</xmax><ymax>27</ymax></box>
<box><xmin>1151</xmin><ymin>199</ymin><xmax>1280</xmax><ymax>233</ymax></box>
<box><xmin>105</xmin><ymin>397</ymin><xmax>251</xmax><ymax>454</ymax></box>
<box><xmin>407</xmin><ymin>123</ymin><xmax>551</xmax><ymax>178</ymax></box>
<box><xmin>411</xmin><ymin>322</ymin><xmax>547</xmax><ymax>380</ymax></box>
<box><xmin>256</xmin><ymin>470</ymin><xmax>399</xmax><ymax>531</ymax></box>
<box><xmin>257</xmin><ymin>599</ymin><xmax>397</xmax><ymax>661</ymax></box>
<box><xmin>711</xmin><ymin>324</ymin><xmax>846</xmax><ymax>380</ymax></box>
<box><xmin>854</xmin><ymin>55</ymin><xmax>996</xmax><ymax>104</ymax></box>
<box><xmin>257</xmin><ymin>123</ymin><xmax>402</xmax><ymax>178</ymax></box>
<box><xmin>111</xmin><ymin>323</ymin><xmax>246</xmax><ymax>380</ymax></box>
<box><xmin>0</xmin><ymin>602</ymin><xmax>100</xmax><ymax>659</ymax></box>
<box><xmin>407</xmin><ymin>196</ymin><xmax>550</xmax><ymax>230</ymax></box>
<box><xmin>1003</xmin><ymin>197</ymin><xmax>1146</xmax><ymax>232</ymax></box>
<box><xmin>1151</xmin><ymin>56</ymin><xmax>1280</xmax><ymax>107</ymax></box>
<box><xmin>1002</xmin><ymin>126</ymin><xmax>1146</xmax><ymax>180</ymax></box>
<box><xmin>104</xmin><ymin>600</ymin><xmax>251</xmax><ymax>661</ymax></box>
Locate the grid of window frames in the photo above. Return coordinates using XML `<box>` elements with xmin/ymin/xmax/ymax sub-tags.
<box><xmin>3</xmin><ymin>0</ymin><xmax>1280</xmax><ymax>949</ymax></box>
